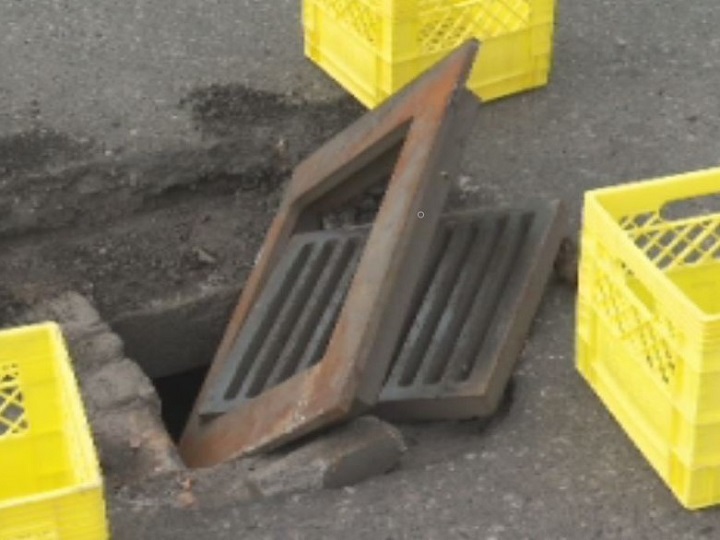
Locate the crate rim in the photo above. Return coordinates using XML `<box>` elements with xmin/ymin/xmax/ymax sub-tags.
<box><xmin>584</xmin><ymin>166</ymin><xmax>720</xmax><ymax>325</ymax></box>
<box><xmin>0</xmin><ymin>321</ymin><xmax>62</xmax><ymax>339</ymax></box>
<box><xmin>0</xmin><ymin>481</ymin><xmax>103</xmax><ymax>512</ymax></box>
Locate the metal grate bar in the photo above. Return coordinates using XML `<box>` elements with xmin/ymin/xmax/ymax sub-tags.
<box><xmin>443</xmin><ymin>212</ymin><xmax>531</xmax><ymax>383</ymax></box>
<box><xmin>201</xmin><ymin>231</ymin><xmax>367</xmax><ymax>416</ymax></box>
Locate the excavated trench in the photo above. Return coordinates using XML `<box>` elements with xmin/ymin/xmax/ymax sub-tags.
<box><xmin>0</xmin><ymin>84</ymin><xmax>365</xmax><ymax>445</ymax></box>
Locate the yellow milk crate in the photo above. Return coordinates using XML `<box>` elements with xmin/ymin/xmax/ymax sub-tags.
<box><xmin>577</xmin><ymin>168</ymin><xmax>720</xmax><ymax>509</ymax></box>
<box><xmin>302</xmin><ymin>0</ymin><xmax>556</xmax><ymax>108</ymax></box>
<box><xmin>0</xmin><ymin>323</ymin><xmax>108</xmax><ymax>539</ymax></box>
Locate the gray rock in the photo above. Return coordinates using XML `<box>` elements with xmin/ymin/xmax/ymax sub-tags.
<box><xmin>64</xmin><ymin>323</ymin><xmax>126</xmax><ymax>376</ymax></box>
<box><xmin>20</xmin><ymin>291</ymin><xmax>102</xmax><ymax>336</ymax></box>
<box><xmin>82</xmin><ymin>358</ymin><xmax>158</xmax><ymax>413</ymax></box>
<box><xmin>249</xmin><ymin>416</ymin><xmax>406</xmax><ymax>497</ymax></box>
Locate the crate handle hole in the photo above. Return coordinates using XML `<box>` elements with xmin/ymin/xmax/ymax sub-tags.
<box><xmin>660</xmin><ymin>193</ymin><xmax>720</xmax><ymax>222</ymax></box>
<box><xmin>626</xmin><ymin>272</ymin><xmax>656</xmax><ymax>314</ymax></box>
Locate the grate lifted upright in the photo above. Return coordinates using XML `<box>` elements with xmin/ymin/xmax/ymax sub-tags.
<box><xmin>179</xmin><ymin>42</ymin><xmax>482</xmax><ymax>467</ymax></box>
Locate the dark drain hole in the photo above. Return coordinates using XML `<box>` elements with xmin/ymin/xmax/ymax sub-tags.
<box><xmin>152</xmin><ymin>364</ymin><xmax>210</xmax><ymax>442</ymax></box>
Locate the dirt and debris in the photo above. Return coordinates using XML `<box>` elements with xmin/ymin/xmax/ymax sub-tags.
<box><xmin>0</xmin><ymin>86</ymin><xmax>362</xmax><ymax>324</ymax></box>
<box><xmin>0</xmin><ymin>128</ymin><xmax>95</xmax><ymax>175</ymax></box>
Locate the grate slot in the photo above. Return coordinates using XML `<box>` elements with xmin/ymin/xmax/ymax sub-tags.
<box><xmin>295</xmin><ymin>237</ymin><xmax>366</xmax><ymax>373</ymax></box>
<box><xmin>244</xmin><ymin>242</ymin><xmax>337</xmax><ymax>398</ymax></box>
<box><xmin>389</xmin><ymin>224</ymin><xmax>453</xmax><ymax>387</ymax></box>
<box><xmin>393</xmin><ymin>223</ymin><xmax>477</xmax><ymax>386</ymax></box>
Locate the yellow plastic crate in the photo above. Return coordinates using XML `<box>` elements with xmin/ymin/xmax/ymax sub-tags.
<box><xmin>0</xmin><ymin>323</ymin><xmax>108</xmax><ymax>539</ymax></box>
<box><xmin>577</xmin><ymin>168</ymin><xmax>720</xmax><ymax>509</ymax></box>
<box><xmin>302</xmin><ymin>0</ymin><xmax>556</xmax><ymax>108</ymax></box>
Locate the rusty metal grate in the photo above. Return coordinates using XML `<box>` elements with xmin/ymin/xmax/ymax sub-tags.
<box><xmin>179</xmin><ymin>41</ymin><xmax>481</xmax><ymax>467</ymax></box>
<box><xmin>388</xmin><ymin>211</ymin><xmax>535</xmax><ymax>387</ymax></box>
<box><xmin>199</xmin><ymin>202</ymin><xmax>565</xmax><ymax>422</ymax></box>
<box><xmin>201</xmin><ymin>230</ymin><xmax>367</xmax><ymax>417</ymax></box>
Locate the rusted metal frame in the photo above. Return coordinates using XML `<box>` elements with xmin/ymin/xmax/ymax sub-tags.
<box><xmin>179</xmin><ymin>41</ymin><xmax>481</xmax><ymax>468</ymax></box>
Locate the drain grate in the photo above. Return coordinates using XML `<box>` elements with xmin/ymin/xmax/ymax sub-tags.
<box><xmin>201</xmin><ymin>230</ymin><xmax>367</xmax><ymax>417</ymax></box>
<box><xmin>0</xmin><ymin>363</ymin><xmax>29</xmax><ymax>437</ymax></box>
<box><xmin>200</xmin><ymin>202</ymin><xmax>565</xmax><ymax>421</ymax></box>
<box><xmin>180</xmin><ymin>41</ymin><xmax>481</xmax><ymax>467</ymax></box>
<box><xmin>378</xmin><ymin>202</ymin><xmax>566</xmax><ymax>420</ymax></box>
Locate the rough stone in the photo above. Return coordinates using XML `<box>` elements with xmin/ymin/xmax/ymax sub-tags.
<box><xmin>112</xmin><ymin>463</ymin><xmax>261</xmax><ymax>514</ymax></box>
<box><xmin>66</xmin><ymin>326</ymin><xmax>126</xmax><ymax>376</ymax></box>
<box><xmin>111</xmin><ymin>416</ymin><xmax>405</xmax><ymax>513</ymax></box>
<box><xmin>19</xmin><ymin>292</ymin><xmax>183</xmax><ymax>485</ymax></box>
<box><xmin>82</xmin><ymin>358</ymin><xmax>159</xmax><ymax>413</ymax></box>
<box><xmin>94</xmin><ymin>403</ymin><xmax>182</xmax><ymax>485</ymax></box>
<box><xmin>249</xmin><ymin>417</ymin><xmax>406</xmax><ymax>497</ymax></box>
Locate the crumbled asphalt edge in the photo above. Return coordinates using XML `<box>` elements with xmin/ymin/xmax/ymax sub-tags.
<box><xmin>0</xmin><ymin>86</ymin><xmax>363</xmax><ymax>240</ymax></box>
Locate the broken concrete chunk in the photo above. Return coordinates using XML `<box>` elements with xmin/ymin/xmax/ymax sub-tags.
<box><xmin>66</xmin><ymin>324</ymin><xmax>125</xmax><ymax>375</ymax></box>
<box><xmin>20</xmin><ymin>291</ymin><xmax>102</xmax><ymax>335</ymax></box>
<box><xmin>82</xmin><ymin>358</ymin><xmax>159</xmax><ymax>413</ymax></box>
<box><xmin>93</xmin><ymin>403</ymin><xmax>182</xmax><ymax>484</ymax></box>
<box><xmin>249</xmin><ymin>416</ymin><xmax>406</xmax><ymax>497</ymax></box>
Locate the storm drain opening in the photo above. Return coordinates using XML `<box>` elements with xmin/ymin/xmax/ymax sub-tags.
<box><xmin>179</xmin><ymin>43</ymin><xmax>483</xmax><ymax>467</ymax></box>
<box><xmin>152</xmin><ymin>364</ymin><xmax>210</xmax><ymax>442</ymax></box>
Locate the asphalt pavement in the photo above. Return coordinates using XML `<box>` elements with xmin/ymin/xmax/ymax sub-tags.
<box><xmin>4</xmin><ymin>0</ymin><xmax>720</xmax><ymax>538</ymax></box>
